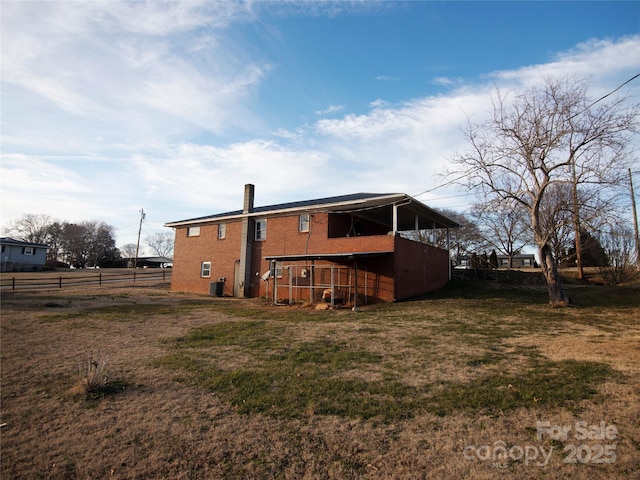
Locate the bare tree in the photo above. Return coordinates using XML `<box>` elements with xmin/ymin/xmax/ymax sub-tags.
<box><xmin>451</xmin><ymin>76</ymin><xmax>639</xmax><ymax>305</ymax></box>
<box><xmin>146</xmin><ymin>231</ymin><xmax>174</xmax><ymax>258</ymax></box>
<box><xmin>472</xmin><ymin>199</ymin><xmax>531</xmax><ymax>269</ymax></box>
<box><xmin>120</xmin><ymin>243</ymin><xmax>138</xmax><ymax>259</ymax></box>
<box><xmin>537</xmin><ymin>183</ymin><xmax>574</xmax><ymax>266</ymax></box>
<box><xmin>4</xmin><ymin>214</ymin><xmax>54</xmax><ymax>244</ymax></box>
<box><xmin>539</xmin><ymin>183</ymin><xmax>619</xmax><ymax>267</ymax></box>
<box><xmin>597</xmin><ymin>223</ymin><xmax>636</xmax><ymax>285</ymax></box>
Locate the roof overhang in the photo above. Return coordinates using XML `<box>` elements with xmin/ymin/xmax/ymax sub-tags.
<box><xmin>165</xmin><ymin>193</ymin><xmax>459</xmax><ymax>230</ymax></box>
<box><xmin>342</xmin><ymin>197</ymin><xmax>459</xmax><ymax>230</ymax></box>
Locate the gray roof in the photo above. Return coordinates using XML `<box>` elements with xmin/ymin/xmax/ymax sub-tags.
<box><xmin>0</xmin><ymin>237</ymin><xmax>49</xmax><ymax>248</ymax></box>
<box><xmin>165</xmin><ymin>192</ymin><xmax>459</xmax><ymax>230</ymax></box>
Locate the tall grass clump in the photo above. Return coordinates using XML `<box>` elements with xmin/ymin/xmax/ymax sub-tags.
<box><xmin>71</xmin><ymin>351</ymin><xmax>110</xmax><ymax>398</ymax></box>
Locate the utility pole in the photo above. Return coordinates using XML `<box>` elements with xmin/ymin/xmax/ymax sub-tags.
<box><xmin>630</xmin><ymin>169</ymin><xmax>640</xmax><ymax>270</ymax></box>
<box><xmin>134</xmin><ymin>208</ymin><xmax>145</xmax><ymax>269</ymax></box>
<box><xmin>571</xmin><ymin>156</ymin><xmax>584</xmax><ymax>280</ymax></box>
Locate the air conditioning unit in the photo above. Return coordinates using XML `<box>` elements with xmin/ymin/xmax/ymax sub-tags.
<box><xmin>209</xmin><ymin>280</ymin><xmax>225</xmax><ymax>297</ymax></box>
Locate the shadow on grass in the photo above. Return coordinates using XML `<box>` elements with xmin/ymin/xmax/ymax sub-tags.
<box><xmin>408</xmin><ymin>279</ymin><xmax>640</xmax><ymax>309</ymax></box>
<box><xmin>69</xmin><ymin>379</ymin><xmax>131</xmax><ymax>403</ymax></box>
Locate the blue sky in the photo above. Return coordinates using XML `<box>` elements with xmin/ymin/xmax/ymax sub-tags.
<box><xmin>1</xmin><ymin>1</ymin><xmax>639</xmax><ymax>252</ymax></box>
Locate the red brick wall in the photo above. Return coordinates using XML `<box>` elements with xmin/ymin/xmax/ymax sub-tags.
<box><xmin>171</xmin><ymin>221</ymin><xmax>242</xmax><ymax>296</ymax></box>
<box><xmin>171</xmin><ymin>212</ymin><xmax>450</xmax><ymax>301</ymax></box>
<box><xmin>246</xmin><ymin>213</ymin><xmax>396</xmax><ymax>297</ymax></box>
<box><xmin>393</xmin><ymin>235</ymin><xmax>450</xmax><ymax>300</ymax></box>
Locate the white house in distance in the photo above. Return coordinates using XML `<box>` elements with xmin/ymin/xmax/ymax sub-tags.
<box><xmin>0</xmin><ymin>237</ymin><xmax>49</xmax><ymax>272</ymax></box>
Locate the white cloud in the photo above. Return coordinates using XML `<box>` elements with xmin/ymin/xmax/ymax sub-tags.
<box><xmin>314</xmin><ymin>105</ymin><xmax>345</xmax><ymax>115</ymax></box>
<box><xmin>1</xmin><ymin>0</ymin><xmax>265</xmax><ymax>144</ymax></box>
<box><xmin>2</xmin><ymin>0</ymin><xmax>638</xmax><ymax>246</ymax></box>
<box><xmin>431</xmin><ymin>76</ymin><xmax>465</xmax><ymax>87</ymax></box>
<box><xmin>487</xmin><ymin>36</ymin><xmax>640</xmax><ymax>96</ymax></box>
<box><xmin>0</xmin><ymin>154</ymin><xmax>121</xmax><ymax>226</ymax></box>
<box><xmin>131</xmin><ymin>140</ymin><xmax>332</xmax><ymax>217</ymax></box>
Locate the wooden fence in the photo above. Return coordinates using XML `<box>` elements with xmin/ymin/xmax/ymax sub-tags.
<box><xmin>0</xmin><ymin>269</ymin><xmax>172</xmax><ymax>291</ymax></box>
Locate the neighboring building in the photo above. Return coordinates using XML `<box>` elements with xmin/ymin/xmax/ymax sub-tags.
<box><xmin>165</xmin><ymin>185</ymin><xmax>459</xmax><ymax>305</ymax></box>
<box><xmin>497</xmin><ymin>254</ymin><xmax>536</xmax><ymax>268</ymax></box>
<box><xmin>119</xmin><ymin>257</ymin><xmax>173</xmax><ymax>268</ymax></box>
<box><xmin>0</xmin><ymin>237</ymin><xmax>49</xmax><ymax>272</ymax></box>
<box><xmin>455</xmin><ymin>253</ymin><xmax>537</xmax><ymax>269</ymax></box>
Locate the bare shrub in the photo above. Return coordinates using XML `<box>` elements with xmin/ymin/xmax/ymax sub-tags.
<box><xmin>71</xmin><ymin>352</ymin><xmax>110</xmax><ymax>397</ymax></box>
<box><xmin>597</xmin><ymin>225</ymin><xmax>636</xmax><ymax>285</ymax></box>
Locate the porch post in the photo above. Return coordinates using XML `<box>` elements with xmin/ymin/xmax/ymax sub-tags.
<box><xmin>392</xmin><ymin>204</ymin><xmax>398</xmax><ymax>234</ymax></box>
<box><xmin>353</xmin><ymin>257</ymin><xmax>359</xmax><ymax>312</ymax></box>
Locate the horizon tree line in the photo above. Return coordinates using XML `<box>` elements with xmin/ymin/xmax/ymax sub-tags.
<box><xmin>2</xmin><ymin>214</ymin><xmax>174</xmax><ymax>268</ymax></box>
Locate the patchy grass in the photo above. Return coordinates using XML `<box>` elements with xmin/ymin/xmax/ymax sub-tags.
<box><xmin>155</xmin><ymin>282</ymin><xmax>635</xmax><ymax>422</ymax></box>
<box><xmin>2</xmin><ymin>281</ymin><xmax>639</xmax><ymax>479</ymax></box>
<box><xmin>157</xmin><ymin>319</ymin><xmax>619</xmax><ymax>422</ymax></box>
<box><xmin>428</xmin><ymin>359</ymin><xmax>618</xmax><ymax>416</ymax></box>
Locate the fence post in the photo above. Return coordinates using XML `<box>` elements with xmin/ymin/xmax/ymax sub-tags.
<box><xmin>133</xmin><ymin>270</ymin><xmax>136</xmax><ymax>283</ymax></box>
<box><xmin>12</xmin><ymin>277</ymin><xmax>15</xmax><ymax>290</ymax></box>
<box><xmin>163</xmin><ymin>269</ymin><xmax>165</xmax><ymax>281</ymax></box>
<box><xmin>99</xmin><ymin>273</ymin><xmax>102</xmax><ymax>286</ymax></box>
<box><xmin>59</xmin><ymin>276</ymin><xmax>62</xmax><ymax>289</ymax></box>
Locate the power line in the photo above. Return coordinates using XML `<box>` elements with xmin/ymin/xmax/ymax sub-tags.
<box><xmin>571</xmin><ymin>72</ymin><xmax>640</xmax><ymax>120</ymax></box>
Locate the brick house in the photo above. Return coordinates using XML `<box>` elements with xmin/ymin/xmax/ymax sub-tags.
<box><xmin>165</xmin><ymin>185</ymin><xmax>458</xmax><ymax>305</ymax></box>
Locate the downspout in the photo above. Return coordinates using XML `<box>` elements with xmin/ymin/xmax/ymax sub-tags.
<box><xmin>305</xmin><ymin>214</ymin><xmax>314</xmax><ymax>303</ymax></box>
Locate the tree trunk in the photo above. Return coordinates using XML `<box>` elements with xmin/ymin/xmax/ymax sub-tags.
<box><xmin>539</xmin><ymin>244</ymin><xmax>570</xmax><ymax>306</ymax></box>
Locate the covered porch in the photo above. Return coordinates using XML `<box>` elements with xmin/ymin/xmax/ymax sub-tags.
<box><xmin>263</xmin><ymin>252</ymin><xmax>393</xmax><ymax>307</ymax></box>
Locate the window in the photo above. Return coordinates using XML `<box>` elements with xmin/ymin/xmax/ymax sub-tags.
<box><xmin>187</xmin><ymin>226</ymin><xmax>201</xmax><ymax>237</ymax></box>
<box><xmin>299</xmin><ymin>214</ymin><xmax>310</xmax><ymax>233</ymax></box>
<box><xmin>218</xmin><ymin>223</ymin><xmax>226</xmax><ymax>239</ymax></box>
<box><xmin>255</xmin><ymin>219</ymin><xmax>267</xmax><ymax>241</ymax></box>
<box><xmin>201</xmin><ymin>261</ymin><xmax>211</xmax><ymax>277</ymax></box>
<box><xmin>22</xmin><ymin>247</ymin><xmax>35</xmax><ymax>255</ymax></box>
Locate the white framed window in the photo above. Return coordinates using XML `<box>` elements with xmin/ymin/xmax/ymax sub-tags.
<box><xmin>299</xmin><ymin>213</ymin><xmax>310</xmax><ymax>233</ymax></box>
<box><xmin>218</xmin><ymin>223</ymin><xmax>226</xmax><ymax>239</ymax></box>
<box><xmin>22</xmin><ymin>247</ymin><xmax>35</xmax><ymax>255</ymax></box>
<box><xmin>255</xmin><ymin>219</ymin><xmax>267</xmax><ymax>241</ymax></box>
<box><xmin>187</xmin><ymin>226</ymin><xmax>201</xmax><ymax>237</ymax></box>
<box><xmin>201</xmin><ymin>261</ymin><xmax>211</xmax><ymax>277</ymax></box>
